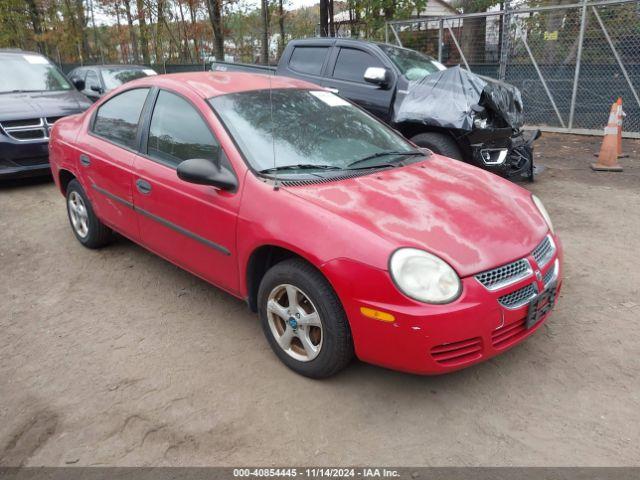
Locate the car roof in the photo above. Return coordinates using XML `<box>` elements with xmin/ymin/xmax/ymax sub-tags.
<box><xmin>125</xmin><ymin>71</ymin><xmax>321</xmax><ymax>99</ymax></box>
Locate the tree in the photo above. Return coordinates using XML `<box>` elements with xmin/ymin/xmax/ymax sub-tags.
<box><xmin>136</xmin><ymin>0</ymin><xmax>151</xmax><ymax>63</ymax></box>
<box><xmin>206</xmin><ymin>0</ymin><xmax>224</xmax><ymax>60</ymax></box>
<box><xmin>260</xmin><ymin>0</ymin><xmax>269</xmax><ymax>64</ymax></box>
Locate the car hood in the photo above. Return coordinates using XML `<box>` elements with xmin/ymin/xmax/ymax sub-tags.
<box><xmin>393</xmin><ymin>66</ymin><xmax>524</xmax><ymax>131</ymax></box>
<box><xmin>284</xmin><ymin>155</ymin><xmax>548</xmax><ymax>277</ymax></box>
<box><xmin>0</xmin><ymin>90</ymin><xmax>91</xmax><ymax>121</ymax></box>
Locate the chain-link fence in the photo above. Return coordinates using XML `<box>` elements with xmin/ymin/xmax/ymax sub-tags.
<box><xmin>387</xmin><ymin>0</ymin><xmax>640</xmax><ymax>137</ymax></box>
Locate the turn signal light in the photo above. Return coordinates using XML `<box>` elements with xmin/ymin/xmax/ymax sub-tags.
<box><xmin>360</xmin><ymin>307</ymin><xmax>395</xmax><ymax>323</ymax></box>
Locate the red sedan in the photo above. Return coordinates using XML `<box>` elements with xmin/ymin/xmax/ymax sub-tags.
<box><xmin>49</xmin><ymin>72</ymin><xmax>562</xmax><ymax>378</ymax></box>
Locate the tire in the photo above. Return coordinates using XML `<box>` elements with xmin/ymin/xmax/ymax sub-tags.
<box><xmin>66</xmin><ymin>179</ymin><xmax>112</xmax><ymax>248</ymax></box>
<box><xmin>411</xmin><ymin>132</ymin><xmax>463</xmax><ymax>161</ymax></box>
<box><xmin>258</xmin><ymin>258</ymin><xmax>354</xmax><ymax>378</ymax></box>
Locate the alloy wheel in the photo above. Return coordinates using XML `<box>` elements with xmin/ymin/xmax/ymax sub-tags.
<box><xmin>68</xmin><ymin>191</ymin><xmax>89</xmax><ymax>238</ymax></box>
<box><xmin>266</xmin><ymin>283</ymin><xmax>323</xmax><ymax>362</ymax></box>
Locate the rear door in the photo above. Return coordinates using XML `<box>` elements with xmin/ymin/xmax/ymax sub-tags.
<box><xmin>75</xmin><ymin>87</ymin><xmax>151</xmax><ymax>241</ymax></box>
<box><xmin>323</xmin><ymin>45</ymin><xmax>396</xmax><ymax>122</ymax></box>
<box><xmin>131</xmin><ymin>89</ymin><xmax>240</xmax><ymax>293</ymax></box>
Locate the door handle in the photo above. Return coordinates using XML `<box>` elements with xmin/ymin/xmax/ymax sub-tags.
<box><xmin>136</xmin><ymin>178</ymin><xmax>152</xmax><ymax>194</ymax></box>
<box><xmin>79</xmin><ymin>154</ymin><xmax>91</xmax><ymax>166</ymax></box>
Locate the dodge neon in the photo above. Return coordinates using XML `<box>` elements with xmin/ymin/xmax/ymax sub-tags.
<box><xmin>49</xmin><ymin>72</ymin><xmax>563</xmax><ymax>378</ymax></box>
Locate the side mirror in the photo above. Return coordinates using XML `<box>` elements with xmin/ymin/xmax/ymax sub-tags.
<box><xmin>72</xmin><ymin>79</ymin><xmax>85</xmax><ymax>91</ymax></box>
<box><xmin>177</xmin><ymin>157</ymin><xmax>237</xmax><ymax>191</ymax></box>
<box><xmin>364</xmin><ymin>67</ymin><xmax>390</xmax><ymax>88</ymax></box>
<box><xmin>90</xmin><ymin>85</ymin><xmax>102</xmax><ymax>93</ymax></box>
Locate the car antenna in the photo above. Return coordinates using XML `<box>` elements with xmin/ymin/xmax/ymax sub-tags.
<box><xmin>268</xmin><ymin>74</ymin><xmax>279</xmax><ymax>191</ymax></box>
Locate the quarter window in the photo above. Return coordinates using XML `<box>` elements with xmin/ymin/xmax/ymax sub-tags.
<box><xmin>92</xmin><ymin>88</ymin><xmax>149</xmax><ymax>148</ymax></box>
<box><xmin>332</xmin><ymin>48</ymin><xmax>384</xmax><ymax>83</ymax></box>
<box><xmin>289</xmin><ymin>47</ymin><xmax>329</xmax><ymax>75</ymax></box>
<box><xmin>147</xmin><ymin>90</ymin><xmax>219</xmax><ymax>168</ymax></box>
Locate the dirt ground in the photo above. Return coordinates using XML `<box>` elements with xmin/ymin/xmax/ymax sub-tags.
<box><xmin>1</xmin><ymin>133</ymin><xmax>639</xmax><ymax>467</ymax></box>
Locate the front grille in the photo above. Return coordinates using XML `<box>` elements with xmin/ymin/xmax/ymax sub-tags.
<box><xmin>475</xmin><ymin>258</ymin><xmax>531</xmax><ymax>290</ymax></box>
<box><xmin>543</xmin><ymin>260</ymin><xmax>557</xmax><ymax>287</ymax></box>
<box><xmin>499</xmin><ymin>283</ymin><xmax>538</xmax><ymax>309</ymax></box>
<box><xmin>532</xmin><ymin>235</ymin><xmax>555</xmax><ymax>267</ymax></box>
<box><xmin>45</xmin><ymin>116</ymin><xmax>64</xmax><ymax>125</ymax></box>
<box><xmin>431</xmin><ymin>337</ymin><xmax>482</xmax><ymax>366</ymax></box>
<box><xmin>492</xmin><ymin>319</ymin><xmax>528</xmax><ymax>349</ymax></box>
<box><xmin>1</xmin><ymin>118</ymin><xmax>42</xmax><ymax>128</ymax></box>
<box><xmin>0</xmin><ymin>118</ymin><xmax>49</xmax><ymax>142</ymax></box>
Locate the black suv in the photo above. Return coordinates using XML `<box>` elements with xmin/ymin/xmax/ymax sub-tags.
<box><xmin>0</xmin><ymin>49</ymin><xmax>91</xmax><ymax>179</ymax></box>
<box><xmin>213</xmin><ymin>38</ymin><xmax>539</xmax><ymax>180</ymax></box>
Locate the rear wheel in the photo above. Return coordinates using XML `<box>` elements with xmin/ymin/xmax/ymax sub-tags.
<box><xmin>411</xmin><ymin>132</ymin><xmax>463</xmax><ymax>161</ymax></box>
<box><xmin>66</xmin><ymin>179</ymin><xmax>112</xmax><ymax>248</ymax></box>
<box><xmin>258</xmin><ymin>258</ymin><xmax>353</xmax><ymax>378</ymax></box>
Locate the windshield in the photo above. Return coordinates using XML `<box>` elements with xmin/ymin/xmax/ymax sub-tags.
<box><xmin>0</xmin><ymin>53</ymin><xmax>72</xmax><ymax>93</ymax></box>
<box><xmin>102</xmin><ymin>68</ymin><xmax>155</xmax><ymax>90</ymax></box>
<box><xmin>209</xmin><ymin>89</ymin><xmax>417</xmax><ymax>173</ymax></box>
<box><xmin>379</xmin><ymin>45</ymin><xmax>446</xmax><ymax>82</ymax></box>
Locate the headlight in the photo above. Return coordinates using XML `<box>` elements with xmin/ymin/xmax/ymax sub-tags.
<box><xmin>532</xmin><ymin>194</ymin><xmax>554</xmax><ymax>233</ymax></box>
<box><xmin>473</xmin><ymin>117</ymin><xmax>487</xmax><ymax>129</ymax></box>
<box><xmin>389</xmin><ymin>248</ymin><xmax>461</xmax><ymax>304</ymax></box>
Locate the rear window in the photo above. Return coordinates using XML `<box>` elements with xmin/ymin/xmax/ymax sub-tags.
<box><xmin>288</xmin><ymin>47</ymin><xmax>329</xmax><ymax>75</ymax></box>
<box><xmin>102</xmin><ymin>68</ymin><xmax>154</xmax><ymax>91</ymax></box>
<box><xmin>92</xmin><ymin>88</ymin><xmax>149</xmax><ymax>149</ymax></box>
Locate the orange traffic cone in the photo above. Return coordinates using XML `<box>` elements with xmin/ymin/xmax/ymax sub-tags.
<box><xmin>591</xmin><ymin>100</ymin><xmax>624</xmax><ymax>172</ymax></box>
<box><xmin>615</xmin><ymin>98</ymin><xmax>629</xmax><ymax>158</ymax></box>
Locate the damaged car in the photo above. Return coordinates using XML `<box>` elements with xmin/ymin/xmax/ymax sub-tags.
<box><xmin>212</xmin><ymin>38</ymin><xmax>539</xmax><ymax>180</ymax></box>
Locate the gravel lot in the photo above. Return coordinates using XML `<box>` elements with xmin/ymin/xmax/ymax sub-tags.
<box><xmin>1</xmin><ymin>133</ymin><xmax>639</xmax><ymax>467</ymax></box>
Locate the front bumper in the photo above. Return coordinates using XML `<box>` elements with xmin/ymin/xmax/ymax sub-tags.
<box><xmin>323</xmin><ymin>234</ymin><xmax>563</xmax><ymax>375</ymax></box>
<box><xmin>470</xmin><ymin>129</ymin><xmax>539</xmax><ymax>180</ymax></box>
<box><xmin>0</xmin><ymin>133</ymin><xmax>51</xmax><ymax>179</ymax></box>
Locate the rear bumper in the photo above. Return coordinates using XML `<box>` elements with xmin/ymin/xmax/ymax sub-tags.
<box><xmin>323</xmin><ymin>234</ymin><xmax>563</xmax><ymax>375</ymax></box>
<box><xmin>0</xmin><ymin>134</ymin><xmax>50</xmax><ymax>179</ymax></box>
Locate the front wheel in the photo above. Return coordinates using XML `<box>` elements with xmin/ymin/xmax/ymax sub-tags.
<box><xmin>410</xmin><ymin>132</ymin><xmax>463</xmax><ymax>161</ymax></box>
<box><xmin>258</xmin><ymin>258</ymin><xmax>354</xmax><ymax>378</ymax></box>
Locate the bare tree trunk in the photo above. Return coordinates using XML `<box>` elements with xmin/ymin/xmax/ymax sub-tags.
<box><xmin>25</xmin><ymin>0</ymin><xmax>46</xmax><ymax>54</ymax></box>
<box><xmin>123</xmin><ymin>0</ymin><xmax>139</xmax><ymax>62</ymax></box>
<box><xmin>114</xmin><ymin>0</ymin><xmax>127</xmax><ymax>62</ymax></box>
<box><xmin>206</xmin><ymin>0</ymin><xmax>224</xmax><ymax>61</ymax></box>
<box><xmin>319</xmin><ymin>0</ymin><xmax>328</xmax><ymax>36</ymax></box>
<box><xmin>277</xmin><ymin>0</ymin><xmax>285</xmax><ymax>58</ymax></box>
<box><xmin>187</xmin><ymin>0</ymin><xmax>200</xmax><ymax>60</ymax></box>
<box><xmin>74</xmin><ymin>0</ymin><xmax>91</xmax><ymax>60</ymax></box>
<box><xmin>260</xmin><ymin>0</ymin><xmax>269</xmax><ymax>64</ymax></box>
<box><xmin>136</xmin><ymin>0</ymin><xmax>150</xmax><ymax>63</ymax></box>
<box><xmin>177</xmin><ymin>1</ymin><xmax>193</xmax><ymax>62</ymax></box>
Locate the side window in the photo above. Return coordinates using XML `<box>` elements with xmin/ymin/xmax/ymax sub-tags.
<box><xmin>288</xmin><ymin>47</ymin><xmax>330</xmax><ymax>76</ymax></box>
<box><xmin>85</xmin><ymin>70</ymin><xmax>100</xmax><ymax>90</ymax></box>
<box><xmin>92</xmin><ymin>88</ymin><xmax>149</xmax><ymax>148</ymax></box>
<box><xmin>147</xmin><ymin>90</ymin><xmax>218</xmax><ymax>168</ymax></box>
<box><xmin>332</xmin><ymin>48</ymin><xmax>384</xmax><ymax>83</ymax></box>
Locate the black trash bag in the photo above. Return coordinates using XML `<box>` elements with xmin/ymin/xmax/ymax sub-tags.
<box><xmin>393</xmin><ymin>65</ymin><xmax>524</xmax><ymax>131</ymax></box>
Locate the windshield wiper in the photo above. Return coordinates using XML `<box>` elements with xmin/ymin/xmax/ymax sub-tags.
<box><xmin>347</xmin><ymin>151</ymin><xmax>423</xmax><ymax>169</ymax></box>
<box><xmin>259</xmin><ymin>164</ymin><xmax>342</xmax><ymax>174</ymax></box>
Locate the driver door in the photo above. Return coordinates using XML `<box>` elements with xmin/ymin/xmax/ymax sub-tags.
<box><xmin>132</xmin><ymin>89</ymin><xmax>240</xmax><ymax>294</ymax></box>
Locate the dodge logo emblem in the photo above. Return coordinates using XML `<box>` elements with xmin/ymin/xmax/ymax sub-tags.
<box><xmin>535</xmin><ymin>270</ymin><xmax>542</xmax><ymax>281</ymax></box>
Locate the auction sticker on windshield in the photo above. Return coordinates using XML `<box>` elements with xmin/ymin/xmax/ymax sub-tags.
<box><xmin>310</xmin><ymin>90</ymin><xmax>350</xmax><ymax>107</ymax></box>
<box><xmin>23</xmin><ymin>54</ymin><xmax>49</xmax><ymax>64</ymax></box>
